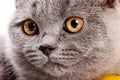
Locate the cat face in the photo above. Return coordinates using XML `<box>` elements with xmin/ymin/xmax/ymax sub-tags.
<box><xmin>9</xmin><ymin>0</ymin><xmax>118</xmax><ymax>77</ymax></box>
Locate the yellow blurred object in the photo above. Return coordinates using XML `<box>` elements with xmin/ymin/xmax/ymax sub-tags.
<box><xmin>101</xmin><ymin>75</ymin><xmax>120</xmax><ymax>80</ymax></box>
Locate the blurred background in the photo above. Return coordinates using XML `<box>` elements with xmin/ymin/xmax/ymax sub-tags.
<box><xmin>0</xmin><ymin>0</ymin><xmax>15</xmax><ymax>36</ymax></box>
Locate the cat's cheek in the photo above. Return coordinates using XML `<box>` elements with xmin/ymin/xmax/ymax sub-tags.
<box><xmin>24</xmin><ymin>51</ymin><xmax>48</xmax><ymax>68</ymax></box>
<box><xmin>8</xmin><ymin>28</ymin><xmax>27</xmax><ymax>48</ymax></box>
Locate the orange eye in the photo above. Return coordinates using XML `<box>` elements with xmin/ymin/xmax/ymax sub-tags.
<box><xmin>64</xmin><ymin>16</ymin><xmax>84</xmax><ymax>33</ymax></box>
<box><xmin>23</xmin><ymin>19</ymin><xmax>39</xmax><ymax>36</ymax></box>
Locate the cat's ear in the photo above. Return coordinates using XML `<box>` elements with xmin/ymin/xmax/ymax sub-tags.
<box><xmin>102</xmin><ymin>0</ymin><xmax>120</xmax><ymax>8</ymax></box>
<box><xmin>15</xmin><ymin>0</ymin><xmax>24</xmax><ymax>8</ymax></box>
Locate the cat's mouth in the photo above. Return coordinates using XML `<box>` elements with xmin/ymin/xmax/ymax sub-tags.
<box><xmin>44</xmin><ymin>60</ymin><xmax>67</xmax><ymax>68</ymax></box>
<box><xmin>24</xmin><ymin>48</ymin><xmax>79</xmax><ymax>69</ymax></box>
<box><xmin>43</xmin><ymin>54</ymin><xmax>79</xmax><ymax>68</ymax></box>
<box><xmin>42</xmin><ymin>60</ymin><xmax>69</xmax><ymax>76</ymax></box>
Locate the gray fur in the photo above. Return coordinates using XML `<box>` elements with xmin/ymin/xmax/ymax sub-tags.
<box><xmin>0</xmin><ymin>0</ymin><xmax>120</xmax><ymax>80</ymax></box>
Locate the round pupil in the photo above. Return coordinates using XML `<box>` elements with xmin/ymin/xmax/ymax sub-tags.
<box><xmin>28</xmin><ymin>23</ymin><xmax>36</xmax><ymax>31</ymax></box>
<box><xmin>71</xmin><ymin>20</ymin><xmax>78</xmax><ymax>28</ymax></box>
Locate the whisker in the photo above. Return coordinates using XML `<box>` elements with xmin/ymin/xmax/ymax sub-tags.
<box><xmin>6</xmin><ymin>70</ymin><xmax>16</xmax><ymax>80</ymax></box>
<box><xmin>25</xmin><ymin>50</ymin><xmax>36</xmax><ymax>53</ymax></box>
<box><xmin>29</xmin><ymin>58</ymin><xmax>40</xmax><ymax>62</ymax></box>
<box><xmin>26</xmin><ymin>54</ymin><xmax>38</xmax><ymax>58</ymax></box>
<box><xmin>3</xmin><ymin>61</ymin><xmax>17</xmax><ymax>80</ymax></box>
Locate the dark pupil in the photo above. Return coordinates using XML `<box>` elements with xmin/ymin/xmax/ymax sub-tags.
<box><xmin>71</xmin><ymin>20</ymin><xmax>78</xmax><ymax>28</ymax></box>
<box><xmin>28</xmin><ymin>23</ymin><xmax>36</xmax><ymax>31</ymax></box>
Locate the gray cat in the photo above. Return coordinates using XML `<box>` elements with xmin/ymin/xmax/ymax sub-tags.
<box><xmin>0</xmin><ymin>0</ymin><xmax>120</xmax><ymax>80</ymax></box>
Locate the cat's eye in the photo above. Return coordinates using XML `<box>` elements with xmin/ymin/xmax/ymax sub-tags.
<box><xmin>23</xmin><ymin>19</ymin><xmax>39</xmax><ymax>36</ymax></box>
<box><xmin>64</xmin><ymin>16</ymin><xmax>84</xmax><ymax>33</ymax></box>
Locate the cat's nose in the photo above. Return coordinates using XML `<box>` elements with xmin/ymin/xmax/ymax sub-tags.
<box><xmin>39</xmin><ymin>36</ymin><xmax>57</xmax><ymax>56</ymax></box>
<box><xmin>39</xmin><ymin>44</ymin><xmax>56</xmax><ymax>56</ymax></box>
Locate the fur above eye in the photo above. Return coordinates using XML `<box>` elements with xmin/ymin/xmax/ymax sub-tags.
<box><xmin>64</xmin><ymin>16</ymin><xmax>84</xmax><ymax>33</ymax></box>
<box><xmin>23</xmin><ymin>19</ymin><xmax>39</xmax><ymax>36</ymax></box>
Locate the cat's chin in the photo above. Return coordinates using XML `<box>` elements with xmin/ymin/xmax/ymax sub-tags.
<box><xmin>41</xmin><ymin>62</ymin><xmax>68</xmax><ymax>77</ymax></box>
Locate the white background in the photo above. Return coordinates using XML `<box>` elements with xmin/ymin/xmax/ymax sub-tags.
<box><xmin>0</xmin><ymin>0</ymin><xmax>15</xmax><ymax>36</ymax></box>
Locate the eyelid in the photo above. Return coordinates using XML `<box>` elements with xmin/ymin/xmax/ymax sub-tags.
<box><xmin>11</xmin><ymin>18</ymin><xmax>32</xmax><ymax>27</ymax></box>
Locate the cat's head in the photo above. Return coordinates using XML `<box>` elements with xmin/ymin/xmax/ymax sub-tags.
<box><xmin>8</xmin><ymin>0</ymin><xmax>119</xmax><ymax>78</ymax></box>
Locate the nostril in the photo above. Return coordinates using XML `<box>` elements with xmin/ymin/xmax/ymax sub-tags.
<box><xmin>48</xmin><ymin>47</ymin><xmax>56</xmax><ymax>51</ymax></box>
<box><xmin>39</xmin><ymin>46</ymin><xmax>45</xmax><ymax>52</ymax></box>
<box><xmin>39</xmin><ymin>46</ymin><xmax>56</xmax><ymax>56</ymax></box>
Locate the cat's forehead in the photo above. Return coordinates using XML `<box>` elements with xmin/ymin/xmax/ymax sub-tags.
<box><xmin>21</xmin><ymin>0</ymin><xmax>101</xmax><ymax>14</ymax></box>
<box><xmin>31</xmin><ymin>0</ymin><xmax>81</xmax><ymax>15</ymax></box>
<box><xmin>15</xmin><ymin>0</ymin><xmax>103</xmax><ymax>24</ymax></box>
<box><xmin>35</xmin><ymin>0</ymin><xmax>72</xmax><ymax>16</ymax></box>
<box><xmin>31</xmin><ymin>0</ymin><xmax>101</xmax><ymax>11</ymax></box>
<box><xmin>23</xmin><ymin>0</ymin><xmax>100</xmax><ymax>16</ymax></box>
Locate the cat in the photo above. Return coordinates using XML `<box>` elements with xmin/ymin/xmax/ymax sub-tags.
<box><xmin>0</xmin><ymin>0</ymin><xmax>120</xmax><ymax>80</ymax></box>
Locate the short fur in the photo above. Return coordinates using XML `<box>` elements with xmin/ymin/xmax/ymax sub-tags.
<box><xmin>0</xmin><ymin>0</ymin><xmax>120</xmax><ymax>80</ymax></box>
